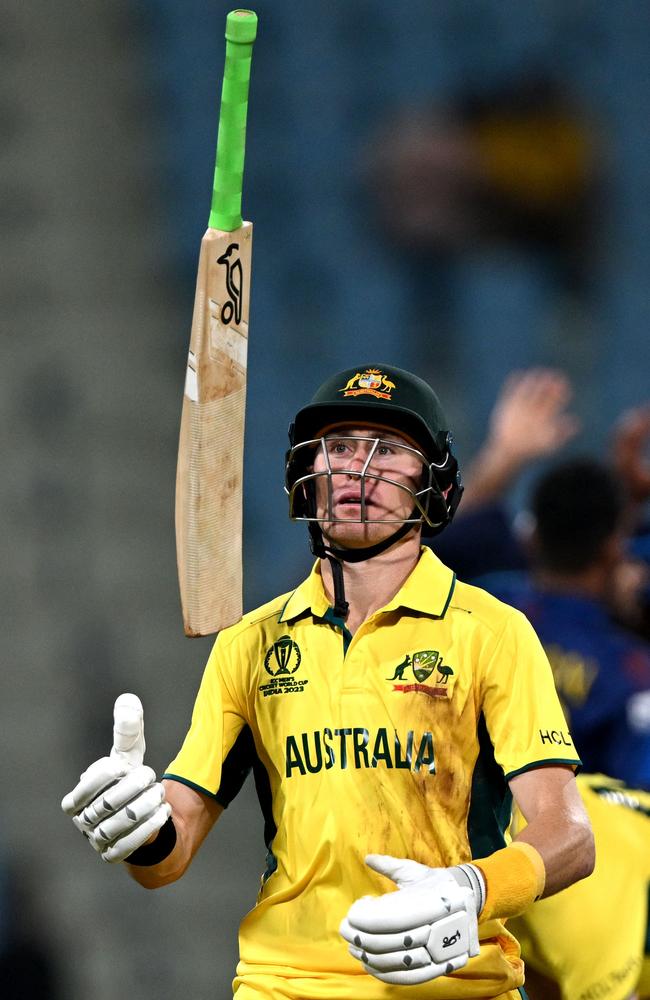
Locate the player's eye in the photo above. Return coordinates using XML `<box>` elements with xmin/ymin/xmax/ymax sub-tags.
<box><xmin>376</xmin><ymin>444</ymin><xmax>395</xmax><ymax>456</ymax></box>
<box><xmin>326</xmin><ymin>440</ymin><xmax>350</xmax><ymax>455</ymax></box>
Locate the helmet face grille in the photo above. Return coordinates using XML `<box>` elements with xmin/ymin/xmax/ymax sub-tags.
<box><xmin>285</xmin><ymin>433</ymin><xmax>461</xmax><ymax>536</ymax></box>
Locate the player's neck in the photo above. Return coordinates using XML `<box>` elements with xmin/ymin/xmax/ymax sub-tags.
<box><xmin>320</xmin><ymin>531</ymin><xmax>422</xmax><ymax>635</ymax></box>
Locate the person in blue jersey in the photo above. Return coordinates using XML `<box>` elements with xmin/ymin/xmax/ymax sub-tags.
<box><xmin>432</xmin><ymin>371</ymin><xmax>650</xmax><ymax>642</ymax></box>
<box><xmin>477</xmin><ymin>457</ymin><xmax>650</xmax><ymax>790</ymax></box>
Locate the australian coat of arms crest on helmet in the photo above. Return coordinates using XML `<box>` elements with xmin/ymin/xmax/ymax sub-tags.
<box><xmin>339</xmin><ymin>368</ymin><xmax>396</xmax><ymax>400</ymax></box>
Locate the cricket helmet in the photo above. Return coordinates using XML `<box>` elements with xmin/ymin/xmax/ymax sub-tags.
<box><xmin>285</xmin><ymin>363</ymin><xmax>463</xmax><ymax>540</ymax></box>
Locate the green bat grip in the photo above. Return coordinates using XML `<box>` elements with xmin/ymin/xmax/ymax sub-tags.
<box><xmin>209</xmin><ymin>9</ymin><xmax>258</xmax><ymax>232</ymax></box>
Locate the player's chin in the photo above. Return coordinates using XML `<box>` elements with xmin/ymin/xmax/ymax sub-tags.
<box><xmin>321</xmin><ymin>518</ymin><xmax>401</xmax><ymax>548</ymax></box>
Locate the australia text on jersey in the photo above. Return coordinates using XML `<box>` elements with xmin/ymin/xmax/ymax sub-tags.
<box><xmin>285</xmin><ymin>726</ymin><xmax>436</xmax><ymax>777</ymax></box>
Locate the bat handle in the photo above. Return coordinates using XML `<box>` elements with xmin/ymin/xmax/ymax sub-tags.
<box><xmin>210</xmin><ymin>9</ymin><xmax>258</xmax><ymax>232</ymax></box>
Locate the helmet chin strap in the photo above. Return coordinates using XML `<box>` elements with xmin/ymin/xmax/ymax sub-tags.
<box><xmin>307</xmin><ymin>517</ymin><xmax>417</xmax><ymax>620</ymax></box>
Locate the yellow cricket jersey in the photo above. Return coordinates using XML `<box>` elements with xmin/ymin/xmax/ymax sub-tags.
<box><xmin>165</xmin><ymin>547</ymin><xmax>580</xmax><ymax>999</ymax></box>
<box><xmin>510</xmin><ymin>774</ymin><xmax>650</xmax><ymax>1000</ymax></box>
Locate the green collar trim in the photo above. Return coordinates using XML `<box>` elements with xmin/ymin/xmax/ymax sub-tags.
<box><xmin>322</xmin><ymin>606</ymin><xmax>353</xmax><ymax>654</ymax></box>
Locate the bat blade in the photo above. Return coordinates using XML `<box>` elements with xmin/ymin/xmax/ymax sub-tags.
<box><xmin>176</xmin><ymin>222</ymin><xmax>252</xmax><ymax>636</ymax></box>
<box><xmin>175</xmin><ymin>9</ymin><xmax>257</xmax><ymax>637</ymax></box>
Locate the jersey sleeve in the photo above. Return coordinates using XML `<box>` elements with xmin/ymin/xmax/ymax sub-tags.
<box><xmin>481</xmin><ymin>608</ymin><xmax>582</xmax><ymax>780</ymax></box>
<box><xmin>163</xmin><ymin>632</ymin><xmax>247</xmax><ymax>799</ymax></box>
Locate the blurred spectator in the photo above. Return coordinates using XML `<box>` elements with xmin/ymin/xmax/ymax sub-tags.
<box><xmin>462</xmin><ymin>74</ymin><xmax>598</xmax><ymax>286</ymax></box>
<box><xmin>431</xmin><ymin>369</ymin><xmax>650</xmax><ymax>788</ymax></box>
<box><xmin>478</xmin><ymin>458</ymin><xmax>650</xmax><ymax>788</ymax></box>
<box><xmin>510</xmin><ymin>773</ymin><xmax>650</xmax><ymax>1000</ymax></box>
<box><xmin>367</xmin><ymin>74</ymin><xmax>598</xmax><ymax>277</ymax></box>
<box><xmin>434</xmin><ymin>369</ymin><xmax>650</xmax><ymax>635</ymax></box>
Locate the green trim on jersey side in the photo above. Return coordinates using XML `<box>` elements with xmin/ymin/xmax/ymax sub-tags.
<box><xmin>467</xmin><ymin>714</ymin><xmax>512</xmax><ymax>859</ymax></box>
<box><xmin>162</xmin><ymin>773</ymin><xmax>221</xmax><ymax>801</ymax></box>
<box><xmin>262</xmin><ymin>847</ymin><xmax>278</xmax><ymax>885</ymax></box>
<box><xmin>164</xmin><ymin>725</ymin><xmax>258</xmax><ymax>808</ymax></box>
<box><xmin>214</xmin><ymin>724</ymin><xmax>256</xmax><ymax>807</ymax></box>
<box><xmin>504</xmin><ymin>757</ymin><xmax>581</xmax><ymax>782</ymax></box>
<box><xmin>166</xmin><ymin>731</ymin><xmax>278</xmax><ymax>874</ymax></box>
<box><xmin>250</xmin><ymin>746</ymin><xmax>277</xmax><ymax>855</ymax></box>
<box><xmin>518</xmin><ymin>988</ymin><xmax>530</xmax><ymax>999</ymax></box>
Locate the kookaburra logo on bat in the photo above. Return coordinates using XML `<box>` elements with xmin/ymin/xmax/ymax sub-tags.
<box><xmin>217</xmin><ymin>243</ymin><xmax>243</xmax><ymax>326</ymax></box>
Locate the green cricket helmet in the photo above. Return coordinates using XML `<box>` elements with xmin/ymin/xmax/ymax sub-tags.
<box><xmin>285</xmin><ymin>363</ymin><xmax>463</xmax><ymax>542</ymax></box>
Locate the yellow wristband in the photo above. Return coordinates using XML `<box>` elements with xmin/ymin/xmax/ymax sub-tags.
<box><xmin>474</xmin><ymin>841</ymin><xmax>546</xmax><ymax>921</ymax></box>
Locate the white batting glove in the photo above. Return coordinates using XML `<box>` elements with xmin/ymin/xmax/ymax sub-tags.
<box><xmin>340</xmin><ymin>854</ymin><xmax>482</xmax><ymax>985</ymax></box>
<box><xmin>61</xmin><ymin>693</ymin><xmax>171</xmax><ymax>864</ymax></box>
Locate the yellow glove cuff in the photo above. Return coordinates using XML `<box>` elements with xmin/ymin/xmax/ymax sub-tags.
<box><xmin>474</xmin><ymin>841</ymin><xmax>546</xmax><ymax>921</ymax></box>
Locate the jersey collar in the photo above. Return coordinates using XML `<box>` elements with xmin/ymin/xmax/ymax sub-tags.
<box><xmin>278</xmin><ymin>561</ymin><xmax>331</xmax><ymax>624</ymax></box>
<box><xmin>278</xmin><ymin>546</ymin><xmax>456</xmax><ymax>624</ymax></box>
<box><xmin>381</xmin><ymin>546</ymin><xmax>456</xmax><ymax>618</ymax></box>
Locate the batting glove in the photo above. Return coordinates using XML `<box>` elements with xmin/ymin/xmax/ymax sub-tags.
<box><xmin>61</xmin><ymin>693</ymin><xmax>171</xmax><ymax>864</ymax></box>
<box><xmin>340</xmin><ymin>854</ymin><xmax>482</xmax><ymax>985</ymax></box>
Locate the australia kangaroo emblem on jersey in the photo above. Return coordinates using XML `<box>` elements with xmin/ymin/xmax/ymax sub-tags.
<box><xmin>387</xmin><ymin>650</ymin><xmax>455</xmax><ymax>699</ymax></box>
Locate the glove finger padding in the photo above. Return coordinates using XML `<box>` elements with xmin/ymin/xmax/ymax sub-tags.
<box><xmin>76</xmin><ymin>765</ymin><xmax>157</xmax><ymax>829</ymax></box>
<box><xmin>89</xmin><ymin>782</ymin><xmax>165</xmax><ymax>845</ymax></box>
<box><xmin>101</xmin><ymin>801</ymin><xmax>171</xmax><ymax>864</ymax></box>
<box><xmin>61</xmin><ymin>756</ymin><xmax>129</xmax><ymax>816</ymax></box>
<box><xmin>342</xmin><ymin>880</ymin><xmax>479</xmax><ymax>985</ymax></box>
<box><xmin>346</xmin><ymin>885</ymin><xmax>458</xmax><ymax>934</ymax></box>
<box><xmin>345</xmin><ymin>899</ymin><xmax>474</xmax><ymax>969</ymax></box>
<box><xmin>349</xmin><ymin>944</ymin><xmax>433</xmax><ymax>972</ymax></box>
<box><xmin>357</xmin><ymin>952</ymin><xmax>468</xmax><ymax>986</ymax></box>
<box><xmin>340</xmin><ymin>917</ymin><xmax>432</xmax><ymax>953</ymax></box>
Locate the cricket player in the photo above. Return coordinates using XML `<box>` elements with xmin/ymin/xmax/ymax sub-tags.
<box><xmin>63</xmin><ymin>364</ymin><xmax>594</xmax><ymax>999</ymax></box>
<box><xmin>510</xmin><ymin>773</ymin><xmax>650</xmax><ymax>1000</ymax></box>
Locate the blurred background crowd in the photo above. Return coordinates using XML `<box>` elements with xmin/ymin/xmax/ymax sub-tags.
<box><xmin>2</xmin><ymin>1</ymin><xmax>649</xmax><ymax>997</ymax></box>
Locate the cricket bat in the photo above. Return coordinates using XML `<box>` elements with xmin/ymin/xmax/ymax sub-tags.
<box><xmin>176</xmin><ymin>9</ymin><xmax>257</xmax><ymax>637</ymax></box>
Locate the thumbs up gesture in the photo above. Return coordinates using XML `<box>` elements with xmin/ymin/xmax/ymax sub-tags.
<box><xmin>61</xmin><ymin>694</ymin><xmax>171</xmax><ymax>864</ymax></box>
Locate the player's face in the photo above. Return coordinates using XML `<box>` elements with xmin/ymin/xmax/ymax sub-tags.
<box><xmin>311</xmin><ymin>425</ymin><xmax>426</xmax><ymax>547</ymax></box>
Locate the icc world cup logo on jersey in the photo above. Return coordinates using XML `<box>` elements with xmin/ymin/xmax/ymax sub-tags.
<box><xmin>264</xmin><ymin>636</ymin><xmax>301</xmax><ymax>676</ymax></box>
<box><xmin>260</xmin><ymin>636</ymin><xmax>308</xmax><ymax>697</ymax></box>
<box><xmin>258</xmin><ymin>635</ymin><xmax>309</xmax><ymax>698</ymax></box>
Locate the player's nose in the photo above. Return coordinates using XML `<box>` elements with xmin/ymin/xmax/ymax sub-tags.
<box><xmin>336</xmin><ymin>448</ymin><xmax>370</xmax><ymax>476</ymax></box>
<box><xmin>349</xmin><ymin>439</ymin><xmax>376</xmax><ymax>464</ymax></box>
